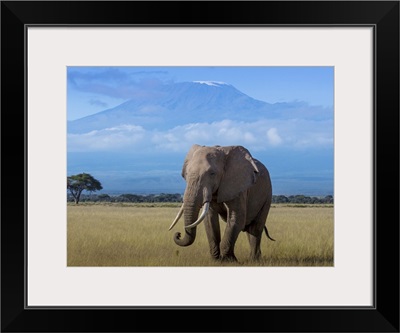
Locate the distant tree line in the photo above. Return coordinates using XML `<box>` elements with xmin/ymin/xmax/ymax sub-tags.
<box><xmin>272</xmin><ymin>194</ymin><xmax>333</xmax><ymax>204</ymax></box>
<box><xmin>67</xmin><ymin>193</ymin><xmax>183</xmax><ymax>203</ymax></box>
<box><xmin>67</xmin><ymin>193</ymin><xmax>333</xmax><ymax>204</ymax></box>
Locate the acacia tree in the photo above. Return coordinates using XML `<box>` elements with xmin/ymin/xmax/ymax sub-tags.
<box><xmin>67</xmin><ymin>173</ymin><xmax>103</xmax><ymax>204</ymax></box>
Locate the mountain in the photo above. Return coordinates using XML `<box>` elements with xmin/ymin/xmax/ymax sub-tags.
<box><xmin>68</xmin><ymin>81</ymin><xmax>269</xmax><ymax>134</ymax></box>
<box><xmin>68</xmin><ymin>81</ymin><xmax>331</xmax><ymax>134</ymax></box>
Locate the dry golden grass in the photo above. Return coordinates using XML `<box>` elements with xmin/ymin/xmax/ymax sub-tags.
<box><xmin>67</xmin><ymin>203</ymin><xmax>333</xmax><ymax>267</ymax></box>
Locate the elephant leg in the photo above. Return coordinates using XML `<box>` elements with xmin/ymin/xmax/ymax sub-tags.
<box><xmin>204</xmin><ymin>208</ymin><xmax>221</xmax><ymax>259</ymax></box>
<box><xmin>220</xmin><ymin>196</ymin><xmax>247</xmax><ymax>261</ymax></box>
<box><xmin>246</xmin><ymin>232</ymin><xmax>263</xmax><ymax>260</ymax></box>
<box><xmin>246</xmin><ymin>200</ymin><xmax>271</xmax><ymax>260</ymax></box>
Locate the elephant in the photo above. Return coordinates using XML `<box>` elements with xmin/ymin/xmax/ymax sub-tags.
<box><xmin>169</xmin><ymin>144</ymin><xmax>274</xmax><ymax>262</ymax></box>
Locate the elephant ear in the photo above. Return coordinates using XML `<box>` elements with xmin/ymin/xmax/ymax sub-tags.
<box><xmin>181</xmin><ymin>144</ymin><xmax>202</xmax><ymax>179</ymax></box>
<box><xmin>217</xmin><ymin>146</ymin><xmax>259</xmax><ymax>203</ymax></box>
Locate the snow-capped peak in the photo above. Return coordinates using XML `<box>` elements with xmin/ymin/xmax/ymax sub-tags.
<box><xmin>193</xmin><ymin>81</ymin><xmax>229</xmax><ymax>87</ymax></box>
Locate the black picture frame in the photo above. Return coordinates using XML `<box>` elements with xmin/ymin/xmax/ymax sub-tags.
<box><xmin>2</xmin><ymin>1</ymin><xmax>399</xmax><ymax>332</ymax></box>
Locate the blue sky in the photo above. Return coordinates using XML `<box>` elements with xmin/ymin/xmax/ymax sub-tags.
<box><xmin>67</xmin><ymin>66</ymin><xmax>334</xmax><ymax>195</ymax></box>
<box><xmin>67</xmin><ymin>66</ymin><xmax>333</xmax><ymax>120</ymax></box>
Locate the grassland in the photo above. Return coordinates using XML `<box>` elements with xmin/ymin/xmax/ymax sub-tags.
<box><xmin>67</xmin><ymin>203</ymin><xmax>334</xmax><ymax>267</ymax></box>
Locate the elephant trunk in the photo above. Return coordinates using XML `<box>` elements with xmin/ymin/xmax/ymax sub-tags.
<box><xmin>173</xmin><ymin>186</ymin><xmax>210</xmax><ymax>247</ymax></box>
<box><xmin>173</xmin><ymin>201</ymin><xmax>200</xmax><ymax>247</ymax></box>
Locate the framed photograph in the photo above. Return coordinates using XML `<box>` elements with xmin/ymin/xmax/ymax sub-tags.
<box><xmin>65</xmin><ymin>64</ymin><xmax>335</xmax><ymax>269</ymax></box>
<box><xmin>2</xmin><ymin>1</ymin><xmax>399</xmax><ymax>332</ymax></box>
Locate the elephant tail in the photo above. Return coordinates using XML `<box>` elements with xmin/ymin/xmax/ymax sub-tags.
<box><xmin>264</xmin><ymin>226</ymin><xmax>275</xmax><ymax>241</ymax></box>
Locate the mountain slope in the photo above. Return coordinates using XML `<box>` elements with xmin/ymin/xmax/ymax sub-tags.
<box><xmin>68</xmin><ymin>81</ymin><xmax>276</xmax><ymax>134</ymax></box>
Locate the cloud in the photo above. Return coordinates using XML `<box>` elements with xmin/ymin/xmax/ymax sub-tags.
<box><xmin>151</xmin><ymin>120</ymin><xmax>259</xmax><ymax>152</ymax></box>
<box><xmin>151</xmin><ymin>119</ymin><xmax>332</xmax><ymax>152</ymax></box>
<box><xmin>68</xmin><ymin>124</ymin><xmax>145</xmax><ymax>152</ymax></box>
<box><xmin>68</xmin><ymin>67</ymin><xmax>130</xmax><ymax>85</ymax></box>
<box><xmin>267</xmin><ymin>128</ymin><xmax>283</xmax><ymax>146</ymax></box>
<box><xmin>89</xmin><ymin>99</ymin><xmax>108</xmax><ymax>108</ymax></box>
<box><xmin>68</xmin><ymin>119</ymin><xmax>333</xmax><ymax>153</ymax></box>
<box><xmin>68</xmin><ymin>68</ymin><xmax>168</xmax><ymax>100</ymax></box>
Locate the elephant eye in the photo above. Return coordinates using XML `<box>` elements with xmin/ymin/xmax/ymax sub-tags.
<box><xmin>210</xmin><ymin>171</ymin><xmax>216</xmax><ymax>176</ymax></box>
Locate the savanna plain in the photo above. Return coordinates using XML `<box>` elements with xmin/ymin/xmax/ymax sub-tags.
<box><xmin>67</xmin><ymin>203</ymin><xmax>334</xmax><ymax>267</ymax></box>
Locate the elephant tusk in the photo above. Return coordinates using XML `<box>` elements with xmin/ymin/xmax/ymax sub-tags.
<box><xmin>168</xmin><ymin>204</ymin><xmax>184</xmax><ymax>231</ymax></box>
<box><xmin>185</xmin><ymin>202</ymin><xmax>210</xmax><ymax>230</ymax></box>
